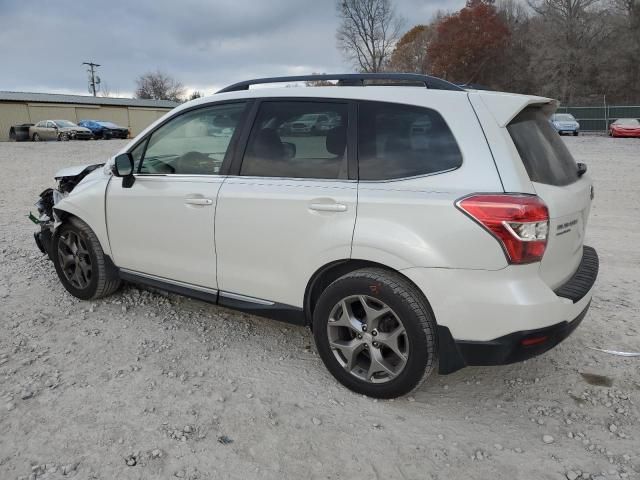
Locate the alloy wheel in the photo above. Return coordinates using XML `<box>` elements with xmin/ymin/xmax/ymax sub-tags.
<box><xmin>57</xmin><ymin>231</ymin><xmax>92</xmax><ymax>289</ymax></box>
<box><xmin>327</xmin><ymin>295</ymin><xmax>409</xmax><ymax>384</ymax></box>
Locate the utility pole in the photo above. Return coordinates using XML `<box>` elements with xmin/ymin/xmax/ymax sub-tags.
<box><xmin>82</xmin><ymin>62</ymin><xmax>101</xmax><ymax>96</ymax></box>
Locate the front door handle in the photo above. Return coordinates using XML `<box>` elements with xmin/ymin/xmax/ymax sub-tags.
<box><xmin>309</xmin><ymin>202</ymin><xmax>348</xmax><ymax>212</ymax></box>
<box><xmin>185</xmin><ymin>197</ymin><xmax>213</xmax><ymax>206</ymax></box>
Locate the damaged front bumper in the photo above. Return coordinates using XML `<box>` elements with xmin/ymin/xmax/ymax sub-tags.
<box><xmin>30</xmin><ymin>163</ymin><xmax>104</xmax><ymax>259</ymax></box>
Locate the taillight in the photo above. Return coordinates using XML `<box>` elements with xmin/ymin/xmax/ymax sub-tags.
<box><xmin>456</xmin><ymin>194</ymin><xmax>549</xmax><ymax>264</ymax></box>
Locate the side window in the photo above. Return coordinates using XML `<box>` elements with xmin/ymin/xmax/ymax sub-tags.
<box><xmin>137</xmin><ymin>103</ymin><xmax>246</xmax><ymax>175</ymax></box>
<box><xmin>358</xmin><ymin>101</ymin><xmax>463</xmax><ymax>181</ymax></box>
<box><xmin>240</xmin><ymin>101</ymin><xmax>348</xmax><ymax>179</ymax></box>
<box><xmin>46</xmin><ymin>121</ymin><xmax>55</xmax><ymax>128</ymax></box>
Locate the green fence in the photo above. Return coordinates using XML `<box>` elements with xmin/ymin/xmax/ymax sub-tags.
<box><xmin>556</xmin><ymin>105</ymin><xmax>640</xmax><ymax>132</ymax></box>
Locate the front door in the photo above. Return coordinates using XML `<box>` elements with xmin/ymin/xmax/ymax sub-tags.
<box><xmin>215</xmin><ymin>100</ymin><xmax>357</xmax><ymax>308</ymax></box>
<box><xmin>106</xmin><ymin>102</ymin><xmax>247</xmax><ymax>289</ymax></box>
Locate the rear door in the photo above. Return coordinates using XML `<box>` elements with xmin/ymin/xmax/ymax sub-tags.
<box><xmin>507</xmin><ymin>107</ymin><xmax>592</xmax><ymax>289</ymax></box>
<box><xmin>215</xmin><ymin>99</ymin><xmax>356</xmax><ymax>309</ymax></box>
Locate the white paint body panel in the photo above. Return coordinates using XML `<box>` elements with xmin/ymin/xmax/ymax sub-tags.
<box><xmin>106</xmin><ymin>175</ymin><xmax>223</xmax><ymax>289</ymax></box>
<box><xmin>215</xmin><ymin>177</ymin><xmax>357</xmax><ymax>307</ymax></box>
<box><xmin>53</xmin><ymin>168</ymin><xmax>112</xmax><ymax>256</ymax></box>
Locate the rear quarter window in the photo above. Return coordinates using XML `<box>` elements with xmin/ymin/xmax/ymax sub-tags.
<box><xmin>358</xmin><ymin>101</ymin><xmax>462</xmax><ymax>181</ymax></box>
<box><xmin>507</xmin><ymin>107</ymin><xmax>579</xmax><ymax>186</ymax></box>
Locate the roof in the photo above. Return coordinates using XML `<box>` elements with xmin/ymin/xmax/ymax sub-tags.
<box><xmin>0</xmin><ymin>91</ymin><xmax>179</xmax><ymax>109</ymax></box>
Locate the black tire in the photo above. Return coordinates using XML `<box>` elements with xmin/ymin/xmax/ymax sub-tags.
<box><xmin>313</xmin><ymin>268</ymin><xmax>437</xmax><ymax>398</ymax></box>
<box><xmin>52</xmin><ymin>217</ymin><xmax>121</xmax><ymax>300</ymax></box>
<box><xmin>32</xmin><ymin>133</ymin><xmax>41</xmax><ymax>142</ymax></box>
<box><xmin>573</xmin><ymin>131</ymin><xmax>579</xmax><ymax>136</ymax></box>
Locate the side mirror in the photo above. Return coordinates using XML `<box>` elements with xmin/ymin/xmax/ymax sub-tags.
<box><xmin>112</xmin><ymin>153</ymin><xmax>136</xmax><ymax>188</ymax></box>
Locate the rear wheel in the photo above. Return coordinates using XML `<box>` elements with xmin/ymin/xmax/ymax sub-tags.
<box><xmin>313</xmin><ymin>268</ymin><xmax>437</xmax><ymax>398</ymax></box>
<box><xmin>573</xmin><ymin>131</ymin><xmax>579</xmax><ymax>136</ymax></box>
<box><xmin>53</xmin><ymin>217</ymin><xmax>121</xmax><ymax>300</ymax></box>
<box><xmin>32</xmin><ymin>133</ymin><xmax>41</xmax><ymax>142</ymax></box>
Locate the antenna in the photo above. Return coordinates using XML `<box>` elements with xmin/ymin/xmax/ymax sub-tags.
<box><xmin>82</xmin><ymin>62</ymin><xmax>101</xmax><ymax>96</ymax></box>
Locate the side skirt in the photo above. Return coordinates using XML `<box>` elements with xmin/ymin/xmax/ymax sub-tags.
<box><xmin>118</xmin><ymin>269</ymin><xmax>306</xmax><ymax>326</ymax></box>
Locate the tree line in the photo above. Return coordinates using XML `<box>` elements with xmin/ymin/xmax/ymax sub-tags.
<box><xmin>337</xmin><ymin>0</ymin><xmax>640</xmax><ymax>105</ymax></box>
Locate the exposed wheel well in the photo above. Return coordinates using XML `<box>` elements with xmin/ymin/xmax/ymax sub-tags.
<box><xmin>304</xmin><ymin>259</ymin><xmax>434</xmax><ymax>328</ymax></box>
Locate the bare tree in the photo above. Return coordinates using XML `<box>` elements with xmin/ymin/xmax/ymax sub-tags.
<box><xmin>135</xmin><ymin>70</ymin><xmax>185</xmax><ymax>102</ymax></box>
<box><xmin>336</xmin><ymin>0</ymin><xmax>404</xmax><ymax>72</ymax></box>
<box><xmin>527</xmin><ymin>0</ymin><xmax>612</xmax><ymax>103</ymax></box>
<box><xmin>99</xmin><ymin>82</ymin><xmax>121</xmax><ymax>98</ymax></box>
<box><xmin>304</xmin><ymin>73</ymin><xmax>336</xmax><ymax>86</ymax></box>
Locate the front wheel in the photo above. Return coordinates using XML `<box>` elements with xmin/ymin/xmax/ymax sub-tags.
<box><xmin>573</xmin><ymin>131</ymin><xmax>579</xmax><ymax>136</ymax></box>
<box><xmin>313</xmin><ymin>268</ymin><xmax>437</xmax><ymax>398</ymax></box>
<box><xmin>52</xmin><ymin>217</ymin><xmax>121</xmax><ymax>300</ymax></box>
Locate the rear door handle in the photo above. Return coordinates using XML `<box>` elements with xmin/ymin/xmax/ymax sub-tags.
<box><xmin>185</xmin><ymin>197</ymin><xmax>213</xmax><ymax>206</ymax></box>
<box><xmin>309</xmin><ymin>202</ymin><xmax>348</xmax><ymax>212</ymax></box>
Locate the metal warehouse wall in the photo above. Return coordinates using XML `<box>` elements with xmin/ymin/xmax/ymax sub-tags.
<box><xmin>557</xmin><ymin>105</ymin><xmax>640</xmax><ymax>132</ymax></box>
<box><xmin>0</xmin><ymin>102</ymin><xmax>172</xmax><ymax>141</ymax></box>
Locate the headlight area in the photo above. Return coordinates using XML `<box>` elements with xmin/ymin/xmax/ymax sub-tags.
<box><xmin>28</xmin><ymin>163</ymin><xmax>104</xmax><ymax>259</ymax></box>
<box><xmin>30</xmin><ymin>188</ymin><xmax>61</xmax><ymax>259</ymax></box>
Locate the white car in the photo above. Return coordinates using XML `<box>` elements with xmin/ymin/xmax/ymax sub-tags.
<box><xmin>31</xmin><ymin>74</ymin><xmax>598</xmax><ymax>398</ymax></box>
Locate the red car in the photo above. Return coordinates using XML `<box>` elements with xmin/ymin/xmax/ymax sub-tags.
<box><xmin>609</xmin><ymin>118</ymin><xmax>640</xmax><ymax>137</ymax></box>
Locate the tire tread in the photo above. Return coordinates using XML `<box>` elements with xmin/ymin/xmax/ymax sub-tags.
<box><xmin>67</xmin><ymin>217</ymin><xmax>121</xmax><ymax>299</ymax></box>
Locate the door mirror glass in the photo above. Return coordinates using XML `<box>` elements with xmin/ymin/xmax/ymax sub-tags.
<box><xmin>113</xmin><ymin>153</ymin><xmax>134</xmax><ymax>177</ymax></box>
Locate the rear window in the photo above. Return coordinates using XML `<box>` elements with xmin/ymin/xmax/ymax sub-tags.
<box><xmin>358</xmin><ymin>101</ymin><xmax>462</xmax><ymax>181</ymax></box>
<box><xmin>508</xmin><ymin>107</ymin><xmax>578</xmax><ymax>186</ymax></box>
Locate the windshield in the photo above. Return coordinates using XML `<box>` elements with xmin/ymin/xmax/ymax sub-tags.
<box><xmin>54</xmin><ymin>120</ymin><xmax>77</xmax><ymax>128</ymax></box>
<box><xmin>97</xmin><ymin>121</ymin><xmax>119</xmax><ymax>128</ymax></box>
<box><xmin>614</xmin><ymin>118</ymin><xmax>640</xmax><ymax>126</ymax></box>
<box><xmin>553</xmin><ymin>114</ymin><xmax>575</xmax><ymax>122</ymax></box>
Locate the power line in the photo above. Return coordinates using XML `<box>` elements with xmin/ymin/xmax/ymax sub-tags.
<box><xmin>82</xmin><ymin>62</ymin><xmax>101</xmax><ymax>96</ymax></box>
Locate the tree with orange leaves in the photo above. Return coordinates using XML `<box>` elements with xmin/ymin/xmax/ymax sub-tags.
<box><xmin>428</xmin><ymin>0</ymin><xmax>510</xmax><ymax>87</ymax></box>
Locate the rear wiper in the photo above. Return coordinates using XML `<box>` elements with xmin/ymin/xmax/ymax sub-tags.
<box><xmin>577</xmin><ymin>163</ymin><xmax>587</xmax><ymax>177</ymax></box>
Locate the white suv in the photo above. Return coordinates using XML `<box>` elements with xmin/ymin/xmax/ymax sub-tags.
<box><xmin>31</xmin><ymin>74</ymin><xmax>598</xmax><ymax>398</ymax></box>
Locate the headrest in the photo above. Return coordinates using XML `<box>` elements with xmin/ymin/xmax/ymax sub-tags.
<box><xmin>251</xmin><ymin>128</ymin><xmax>285</xmax><ymax>159</ymax></box>
<box><xmin>326</xmin><ymin>126</ymin><xmax>347</xmax><ymax>156</ymax></box>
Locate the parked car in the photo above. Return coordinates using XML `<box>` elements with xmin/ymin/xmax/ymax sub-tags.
<box><xmin>550</xmin><ymin>113</ymin><xmax>580</xmax><ymax>135</ymax></box>
<box><xmin>30</xmin><ymin>73</ymin><xmax>598</xmax><ymax>398</ymax></box>
<box><xmin>29</xmin><ymin>120</ymin><xmax>93</xmax><ymax>141</ymax></box>
<box><xmin>9</xmin><ymin>123</ymin><xmax>34</xmax><ymax>142</ymax></box>
<box><xmin>281</xmin><ymin>112</ymin><xmax>341</xmax><ymax>135</ymax></box>
<box><xmin>78</xmin><ymin>120</ymin><xmax>130</xmax><ymax>139</ymax></box>
<box><xmin>609</xmin><ymin>118</ymin><xmax>640</xmax><ymax>138</ymax></box>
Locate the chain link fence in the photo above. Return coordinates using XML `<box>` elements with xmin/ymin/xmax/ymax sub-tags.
<box><xmin>556</xmin><ymin>105</ymin><xmax>640</xmax><ymax>132</ymax></box>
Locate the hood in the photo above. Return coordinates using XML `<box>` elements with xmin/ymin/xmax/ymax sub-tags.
<box><xmin>54</xmin><ymin>163</ymin><xmax>105</xmax><ymax>193</ymax></box>
<box><xmin>54</xmin><ymin>163</ymin><xmax>101</xmax><ymax>179</ymax></box>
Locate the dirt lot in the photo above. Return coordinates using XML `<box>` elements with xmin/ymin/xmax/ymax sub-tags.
<box><xmin>0</xmin><ymin>136</ymin><xmax>639</xmax><ymax>480</ymax></box>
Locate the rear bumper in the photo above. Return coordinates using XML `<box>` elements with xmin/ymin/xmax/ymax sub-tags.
<box><xmin>401</xmin><ymin>246</ymin><xmax>598</xmax><ymax>374</ymax></box>
<box><xmin>437</xmin><ymin>302</ymin><xmax>590</xmax><ymax>374</ymax></box>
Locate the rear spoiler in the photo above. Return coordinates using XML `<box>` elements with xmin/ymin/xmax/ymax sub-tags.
<box><xmin>472</xmin><ymin>91</ymin><xmax>558</xmax><ymax>127</ymax></box>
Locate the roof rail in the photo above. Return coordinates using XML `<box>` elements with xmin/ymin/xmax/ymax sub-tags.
<box><xmin>216</xmin><ymin>73</ymin><xmax>464</xmax><ymax>94</ymax></box>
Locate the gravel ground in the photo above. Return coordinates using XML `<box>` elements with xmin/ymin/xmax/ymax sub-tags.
<box><xmin>0</xmin><ymin>136</ymin><xmax>639</xmax><ymax>480</ymax></box>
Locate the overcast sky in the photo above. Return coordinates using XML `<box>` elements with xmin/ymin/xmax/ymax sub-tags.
<box><xmin>0</xmin><ymin>0</ymin><xmax>464</xmax><ymax>97</ymax></box>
